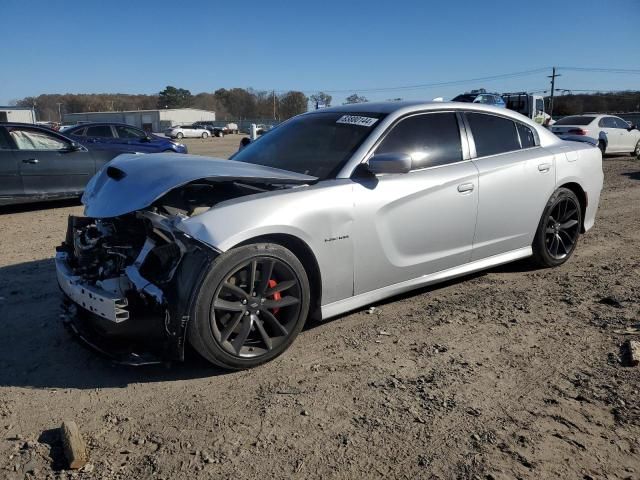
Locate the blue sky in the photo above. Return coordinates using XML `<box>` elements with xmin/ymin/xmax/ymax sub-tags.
<box><xmin>2</xmin><ymin>0</ymin><xmax>638</xmax><ymax>106</ymax></box>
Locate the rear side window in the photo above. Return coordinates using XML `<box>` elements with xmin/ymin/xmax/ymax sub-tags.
<box><xmin>466</xmin><ymin>113</ymin><xmax>520</xmax><ymax>157</ymax></box>
<box><xmin>516</xmin><ymin>123</ymin><xmax>536</xmax><ymax>148</ymax></box>
<box><xmin>376</xmin><ymin>112</ymin><xmax>463</xmax><ymax>169</ymax></box>
<box><xmin>556</xmin><ymin>116</ymin><xmax>595</xmax><ymax>126</ymax></box>
<box><xmin>71</xmin><ymin>128</ymin><xmax>85</xmax><ymax>136</ymax></box>
<box><xmin>85</xmin><ymin>125</ymin><xmax>114</xmax><ymax>138</ymax></box>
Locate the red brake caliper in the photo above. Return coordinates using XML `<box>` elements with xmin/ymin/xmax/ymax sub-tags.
<box><xmin>267</xmin><ymin>279</ymin><xmax>281</xmax><ymax>315</ymax></box>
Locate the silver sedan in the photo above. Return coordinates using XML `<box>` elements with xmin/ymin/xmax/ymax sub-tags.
<box><xmin>56</xmin><ymin>101</ymin><xmax>603</xmax><ymax>369</ymax></box>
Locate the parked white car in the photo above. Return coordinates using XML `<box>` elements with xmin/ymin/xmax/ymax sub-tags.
<box><xmin>551</xmin><ymin>115</ymin><xmax>640</xmax><ymax>156</ymax></box>
<box><xmin>164</xmin><ymin>125</ymin><xmax>210</xmax><ymax>139</ymax></box>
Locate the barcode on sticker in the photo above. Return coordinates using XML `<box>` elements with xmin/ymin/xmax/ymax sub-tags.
<box><xmin>336</xmin><ymin>115</ymin><xmax>379</xmax><ymax>127</ymax></box>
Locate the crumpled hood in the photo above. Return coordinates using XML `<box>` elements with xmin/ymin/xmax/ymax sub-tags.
<box><xmin>82</xmin><ymin>153</ymin><xmax>317</xmax><ymax>218</ymax></box>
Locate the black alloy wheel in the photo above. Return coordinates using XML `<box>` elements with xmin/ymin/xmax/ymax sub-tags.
<box><xmin>211</xmin><ymin>256</ymin><xmax>302</xmax><ymax>358</ymax></box>
<box><xmin>532</xmin><ymin>187</ymin><xmax>582</xmax><ymax>267</ymax></box>
<box><xmin>544</xmin><ymin>197</ymin><xmax>580</xmax><ymax>260</ymax></box>
<box><xmin>188</xmin><ymin>243</ymin><xmax>310</xmax><ymax>369</ymax></box>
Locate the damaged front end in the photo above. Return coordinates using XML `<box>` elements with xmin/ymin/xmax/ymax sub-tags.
<box><xmin>56</xmin><ymin>211</ymin><xmax>217</xmax><ymax>365</ymax></box>
<box><xmin>55</xmin><ymin>153</ymin><xmax>317</xmax><ymax>365</ymax></box>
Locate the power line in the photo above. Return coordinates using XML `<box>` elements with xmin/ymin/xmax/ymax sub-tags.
<box><xmin>274</xmin><ymin>67</ymin><xmax>552</xmax><ymax>94</ymax></box>
<box><xmin>266</xmin><ymin>66</ymin><xmax>640</xmax><ymax>97</ymax></box>
<box><xmin>557</xmin><ymin>67</ymin><xmax>640</xmax><ymax>74</ymax></box>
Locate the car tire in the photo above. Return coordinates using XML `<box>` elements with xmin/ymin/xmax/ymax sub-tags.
<box><xmin>188</xmin><ymin>243</ymin><xmax>311</xmax><ymax>370</ymax></box>
<box><xmin>631</xmin><ymin>140</ymin><xmax>640</xmax><ymax>159</ymax></box>
<box><xmin>201</xmin><ymin>132</ymin><xmax>209</xmax><ymax>139</ymax></box>
<box><xmin>176</xmin><ymin>132</ymin><xmax>184</xmax><ymax>139</ymax></box>
<box><xmin>531</xmin><ymin>187</ymin><xmax>582</xmax><ymax>268</ymax></box>
<box><xmin>598</xmin><ymin>140</ymin><xmax>606</xmax><ymax>156</ymax></box>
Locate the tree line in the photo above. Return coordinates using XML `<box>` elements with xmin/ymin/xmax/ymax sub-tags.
<box><xmin>11</xmin><ymin>87</ymin><xmax>371</xmax><ymax>122</ymax></box>
<box><xmin>549</xmin><ymin>91</ymin><xmax>640</xmax><ymax>116</ymax></box>
<box><xmin>13</xmin><ymin>86</ymin><xmax>639</xmax><ymax>122</ymax></box>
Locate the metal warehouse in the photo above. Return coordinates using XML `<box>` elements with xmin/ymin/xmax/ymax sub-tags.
<box><xmin>0</xmin><ymin>106</ymin><xmax>36</xmax><ymax>123</ymax></box>
<box><xmin>63</xmin><ymin>108</ymin><xmax>216</xmax><ymax>133</ymax></box>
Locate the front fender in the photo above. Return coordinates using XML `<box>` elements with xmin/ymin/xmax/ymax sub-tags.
<box><xmin>176</xmin><ymin>181</ymin><xmax>356</xmax><ymax>306</ymax></box>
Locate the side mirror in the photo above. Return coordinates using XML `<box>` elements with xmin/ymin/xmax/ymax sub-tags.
<box><xmin>367</xmin><ymin>152</ymin><xmax>412</xmax><ymax>175</ymax></box>
<box><xmin>69</xmin><ymin>141</ymin><xmax>83</xmax><ymax>151</ymax></box>
<box><xmin>627</xmin><ymin>124</ymin><xmax>637</xmax><ymax>131</ymax></box>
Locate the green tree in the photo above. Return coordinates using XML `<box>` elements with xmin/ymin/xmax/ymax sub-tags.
<box><xmin>279</xmin><ymin>91</ymin><xmax>308</xmax><ymax>119</ymax></box>
<box><xmin>310</xmin><ymin>91</ymin><xmax>332</xmax><ymax>108</ymax></box>
<box><xmin>344</xmin><ymin>93</ymin><xmax>368</xmax><ymax>104</ymax></box>
<box><xmin>157</xmin><ymin>86</ymin><xmax>193</xmax><ymax>109</ymax></box>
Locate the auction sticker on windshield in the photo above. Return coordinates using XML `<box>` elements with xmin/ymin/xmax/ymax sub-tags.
<box><xmin>336</xmin><ymin>115</ymin><xmax>379</xmax><ymax>127</ymax></box>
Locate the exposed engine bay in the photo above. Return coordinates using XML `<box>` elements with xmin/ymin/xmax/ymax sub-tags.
<box><xmin>55</xmin><ymin>180</ymin><xmax>280</xmax><ymax>364</ymax></box>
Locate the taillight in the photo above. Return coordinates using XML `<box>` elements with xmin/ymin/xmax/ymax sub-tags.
<box><xmin>568</xmin><ymin>128</ymin><xmax>588</xmax><ymax>135</ymax></box>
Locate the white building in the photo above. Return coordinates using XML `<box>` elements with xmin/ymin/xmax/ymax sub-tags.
<box><xmin>0</xmin><ymin>106</ymin><xmax>36</xmax><ymax>123</ymax></box>
<box><xmin>63</xmin><ymin>108</ymin><xmax>216</xmax><ymax>133</ymax></box>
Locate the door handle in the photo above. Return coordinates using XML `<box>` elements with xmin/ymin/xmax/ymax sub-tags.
<box><xmin>538</xmin><ymin>163</ymin><xmax>551</xmax><ymax>172</ymax></box>
<box><xmin>457</xmin><ymin>183</ymin><xmax>474</xmax><ymax>193</ymax></box>
<box><xmin>22</xmin><ymin>158</ymin><xmax>39</xmax><ymax>164</ymax></box>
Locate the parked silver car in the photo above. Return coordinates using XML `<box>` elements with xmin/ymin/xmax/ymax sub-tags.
<box><xmin>55</xmin><ymin>101</ymin><xmax>603</xmax><ymax>369</ymax></box>
<box><xmin>164</xmin><ymin>124</ymin><xmax>210</xmax><ymax>139</ymax></box>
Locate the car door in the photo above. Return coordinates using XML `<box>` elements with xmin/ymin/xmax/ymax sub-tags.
<box><xmin>465</xmin><ymin>112</ymin><xmax>557</xmax><ymax>260</ymax></box>
<box><xmin>352</xmin><ymin>111</ymin><xmax>479</xmax><ymax>295</ymax></box>
<box><xmin>0</xmin><ymin>127</ymin><xmax>23</xmax><ymax>203</ymax></box>
<box><xmin>599</xmin><ymin>117</ymin><xmax>621</xmax><ymax>152</ymax></box>
<box><xmin>6</xmin><ymin>126</ymin><xmax>95</xmax><ymax>198</ymax></box>
<box><xmin>612</xmin><ymin>117</ymin><xmax>636</xmax><ymax>152</ymax></box>
<box><xmin>84</xmin><ymin>124</ymin><xmax>118</xmax><ymax>151</ymax></box>
<box><xmin>114</xmin><ymin>125</ymin><xmax>155</xmax><ymax>153</ymax></box>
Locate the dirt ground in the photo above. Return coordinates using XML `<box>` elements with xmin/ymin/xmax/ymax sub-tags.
<box><xmin>0</xmin><ymin>137</ymin><xmax>639</xmax><ymax>479</ymax></box>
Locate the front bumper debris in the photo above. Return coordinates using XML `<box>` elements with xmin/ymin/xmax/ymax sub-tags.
<box><xmin>56</xmin><ymin>252</ymin><xmax>129</xmax><ymax>323</ymax></box>
<box><xmin>56</xmin><ymin>217</ymin><xmax>219</xmax><ymax>364</ymax></box>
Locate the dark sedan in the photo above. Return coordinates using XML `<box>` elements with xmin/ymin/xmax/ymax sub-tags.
<box><xmin>63</xmin><ymin>123</ymin><xmax>188</xmax><ymax>154</ymax></box>
<box><xmin>0</xmin><ymin>123</ymin><xmax>119</xmax><ymax>206</ymax></box>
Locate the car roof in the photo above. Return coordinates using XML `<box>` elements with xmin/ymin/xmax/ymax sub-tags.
<box><xmin>306</xmin><ymin>100</ymin><xmax>528</xmax><ymax>121</ymax></box>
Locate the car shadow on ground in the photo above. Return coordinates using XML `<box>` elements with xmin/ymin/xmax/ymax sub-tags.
<box><xmin>0</xmin><ymin>198</ymin><xmax>81</xmax><ymax>215</ymax></box>
<box><xmin>0</xmin><ymin>258</ymin><xmax>229</xmax><ymax>391</ymax></box>
<box><xmin>0</xmin><ymin>255</ymin><xmax>538</xmax><ymax>390</ymax></box>
<box><xmin>622</xmin><ymin>171</ymin><xmax>640</xmax><ymax>181</ymax></box>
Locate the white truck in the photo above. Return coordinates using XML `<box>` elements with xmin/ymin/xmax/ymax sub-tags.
<box><xmin>502</xmin><ymin>92</ymin><xmax>553</xmax><ymax>125</ymax></box>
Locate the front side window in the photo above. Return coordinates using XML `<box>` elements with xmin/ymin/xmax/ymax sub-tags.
<box><xmin>115</xmin><ymin>126</ymin><xmax>145</xmax><ymax>139</ymax></box>
<box><xmin>375</xmin><ymin>112</ymin><xmax>463</xmax><ymax>169</ymax></box>
<box><xmin>613</xmin><ymin>117</ymin><xmax>630</xmax><ymax>129</ymax></box>
<box><xmin>232</xmin><ymin>112</ymin><xmax>384</xmax><ymax>179</ymax></box>
<box><xmin>85</xmin><ymin>125</ymin><xmax>114</xmax><ymax>138</ymax></box>
<box><xmin>8</xmin><ymin>128</ymin><xmax>69</xmax><ymax>150</ymax></box>
<box><xmin>466</xmin><ymin>113</ymin><xmax>520</xmax><ymax>157</ymax></box>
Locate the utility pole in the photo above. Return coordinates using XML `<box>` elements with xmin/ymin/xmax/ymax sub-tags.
<box><xmin>56</xmin><ymin>102</ymin><xmax>63</xmax><ymax>122</ymax></box>
<box><xmin>547</xmin><ymin>67</ymin><xmax>561</xmax><ymax>118</ymax></box>
<box><xmin>272</xmin><ymin>90</ymin><xmax>276</xmax><ymax>120</ymax></box>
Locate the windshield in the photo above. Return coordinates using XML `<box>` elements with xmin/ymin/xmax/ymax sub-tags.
<box><xmin>231</xmin><ymin>112</ymin><xmax>385</xmax><ymax>179</ymax></box>
<box><xmin>451</xmin><ymin>94</ymin><xmax>477</xmax><ymax>103</ymax></box>
<box><xmin>554</xmin><ymin>116</ymin><xmax>596</xmax><ymax>126</ymax></box>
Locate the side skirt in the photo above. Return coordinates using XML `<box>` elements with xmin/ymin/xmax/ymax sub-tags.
<box><xmin>321</xmin><ymin>246</ymin><xmax>532</xmax><ymax>320</ymax></box>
